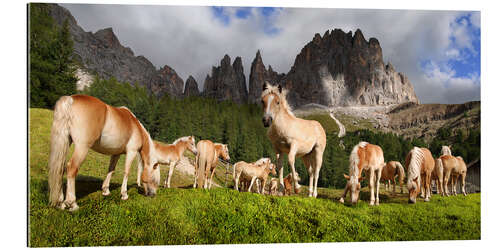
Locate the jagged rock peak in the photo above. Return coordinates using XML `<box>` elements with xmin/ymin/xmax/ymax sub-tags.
<box><xmin>94</xmin><ymin>27</ymin><xmax>122</xmax><ymax>49</ymax></box>
<box><xmin>184</xmin><ymin>75</ymin><xmax>199</xmax><ymax>97</ymax></box>
<box><xmin>248</xmin><ymin>50</ymin><xmax>285</xmax><ymax>104</ymax></box>
<box><xmin>202</xmin><ymin>54</ymin><xmax>248</xmax><ymax>103</ymax></box>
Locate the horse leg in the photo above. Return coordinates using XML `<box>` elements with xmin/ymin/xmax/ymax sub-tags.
<box><xmin>443</xmin><ymin>170</ymin><xmax>451</xmax><ymax>196</ymax></box>
<box><xmin>339</xmin><ymin>184</ymin><xmax>349</xmax><ymax>204</ymax></box>
<box><xmin>375</xmin><ymin>168</ymin><xmax>381</xmax><ymax>205</ymax></box>
<box><xmin>248</xmin><ymin>176</ymin><xmax>257</xmax><ymax>192</ymax></box>
<box><xmin>452</xmin><ymin>175</ymin><xmax>458</xmax><ymax>196</ymax></box>
<box><xmin>120</xmin><ymin>151</ymin><xmax>137</xmax><ymax>200</ymax></box>
<box><xmin>303</xmin><ymin>156</ymin><xmax>314</xmax><ymax>197</ymax></box>
<box><xmin>313</xmin><ymin>149</ymin><xmax>323</xmax><ymax>198</ymax></box>
<box><xmin>424</xmin><ymin>173</ymin><xmax>431</xmax><ymax>202</ymax></box>
<box><xmin>102</xmin><ymin>155</ymin><xmax>120</xmax><ymax>196</ymax></box>
<box><xmin>276</xmin><ymin>153</ymin><xmax>284</xmax><ymax>188</ymax></box>
<box><xmin>137</xmin><ymin>156</ymin><xmax>143</xmax><ymax>187</ymax></box>
<box><xmin>461</xmin><ymin>172</ymin><xmax>467</xmax><ymax>196</ymax></box>
<box><xmin>64</xmin><ymin>144</ymin><xmax>89</xmax><ymax>211</ymax></box>
<box><xmin>165</xmin><ymin>161</ymin><xmax>177</xmax><ymax>188</ymax></box>
<box><xmin>208</xmin><ymin>166</ymin><xmax>217</xmax><ymax>189</ymax></box>
<box><xmin>234</xmin><ymin>172</ymin><xmax>240</xmax><ymax>191</ymax></box>
<box><xmin>392</xmin><ymin>178</ymin><xmax>396</xmax><ymax>194</ymax></box>
<box><xmin>287</xmin><ymin>144</ymin><xmax>302</xmax><ymax>194</ymax></box>
<box><xmin>369</xmin><ymin>168</ymin><xmax>375</xmax><ymax>206</ymax></box>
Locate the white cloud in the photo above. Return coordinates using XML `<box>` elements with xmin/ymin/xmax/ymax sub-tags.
<box><xmin>61</xmin><ymin>4</ymin><xmax>480</xmax><ymax>104</ymax></box>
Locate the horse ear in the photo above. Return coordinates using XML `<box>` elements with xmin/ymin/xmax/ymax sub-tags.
<box><xmin>153</xmin><ymin>162</ymin><xmax>159</xmax><ymax>170</ymax></box>
<box><xmin>343</xmin><ymin>174</ymin><xmax>350</xmax><ymax>180</ymax></box>
<box><xmin>278</xmin><ymin>85</ymin><xmax>282</xmax><ymax>93</ymax></box>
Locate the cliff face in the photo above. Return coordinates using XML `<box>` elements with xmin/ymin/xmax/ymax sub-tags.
<box><xmin>202</xmin><ymin>55</ymin><xmax>248</xmax><ymax>103</ymax></box>
<box><xmin>183</xmin><ymin>75</ymin><xmax>200</xmax><ymax>97</ymax></box>
<box><xmin>282</xmin><ymin>29</ymin><xmax>419</xmax><ymax>107</ymax></box>
<box><xmin>47</xmin><ymin>4</ymin><xmax>184</xmax><ymax>97</ymax></box>
<box><xmin>248</xmin><ymin>50</ymin><xmax>286</xmax><ymax>104</ymax></box>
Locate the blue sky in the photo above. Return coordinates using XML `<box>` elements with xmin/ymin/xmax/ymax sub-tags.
<box><xmin>63</xmin><ymin>4</ymin><xmax>480</xmax><ymax>104</ymax></box>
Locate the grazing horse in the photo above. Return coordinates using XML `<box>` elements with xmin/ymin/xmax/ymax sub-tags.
<box><xmin>48</xmin><ymin>95</ymin><xmax>160</xmax><ymax>211</ymax></box>
<box><xmin>340</xmin><ymin>142</ymin><xmax>384</xmax><ymax>205</ymax></box>
<box><xmin>405</xmin><ymin>147</ymin><xmax>435</xmax><ymax>203</ymax></box>
<box><xmin>261</xmin><ymin>82</ymin><xmax>326</xmax><ymax>198</ymax></box>
<box><xmin>381</xmin><ymin>161</ymin><xmax>405</xmax><ymax>194</ymax></box>
<box><xmin>136</xmin><ymin>136</ymin><xmax>198</xmax><ymax>188</ymax></box>
<box><xmin>193</xmin><ymin>140</ymin><xmax>230</xmax><ymax>189</ymax></box>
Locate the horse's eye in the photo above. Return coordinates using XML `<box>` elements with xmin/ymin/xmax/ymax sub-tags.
<box><xmin>277</xmin><ymin>101</ymin><xmax>280</xmax><ymax>105</ymax></box>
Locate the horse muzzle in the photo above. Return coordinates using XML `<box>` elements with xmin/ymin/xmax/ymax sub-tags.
<box><xmin>262</xmin><ymin>116</ymin><xmax>272</xmax><ymax>127</ymax></box>
<box><xmin>408</xmin><ymin>198</ymin><xmax>416</xmax><ymax>204</ymax></box>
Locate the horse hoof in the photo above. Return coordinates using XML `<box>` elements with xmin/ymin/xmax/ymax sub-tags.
<box><xmin>68</xmin><ymin>204</ymin><xmax>79</xmax><ymax>212</ymax></box>
<box><xmin>424</xmin><ymin>198</ymin><xmax>430</xmax><ymax>202</ymax></box>
<box><xmin>369</xmin><ymin>201</ymin><xmax>375</xmax><ymax>206</ymax></box>
<box><xmin>121</xmin><ymin>194</ymin><xmax>129</xmax><ymax>200</ymax></box>
<box><xmin>58</xmin><ymin>202</ymin><xmax>67</xmax><ymax>210</ymax></box>
<box><xmin>339</xmin><ymin>198</ymin><xmax>344</xmax><ymax>204</ymax></box>
<box><xmin>102</xmin><ymin>190</ymin><xmax>110</xmax><ymax>196</ymax></box>
<box><xmin>375</xmin><ymin>200</ymin><xmax>380</xmax><ymax>206</ymax></box>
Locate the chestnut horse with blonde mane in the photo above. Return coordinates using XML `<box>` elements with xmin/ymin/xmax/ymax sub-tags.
<box><xmin>405</xmin><ymin>147</ymin><xmax>435</xmax><ymax>203</ymax></box>
<box><xmin>193</xmin><ymin>140</ymin><xmax>230</xmax><ymax>189</ymax></box>
<box><xmin>48</xmin><ymin>95</ymin><xmax>160</xmax><ymax>211</ymax></box>
<box><xmin>436</xmin><ymin>145</ymin><xmax>467</xmax><ymax>196</ymax></box>
<box><xmin>261</xmin><ymin>82</ymin><xmax>326</xmax><ymax>198</ymax></box>
<box><xmin>136</xmin><ymin>136</ymin><xmax>198</xmax><ymax>188</ymax></box>
<box><xmin>340</xmin><ymin>142</ymin><xmax>385</xmax><ymax>205</ymax></box>
<box><xmin>381</xmin><ymin>161</ymin><xmax>406</xmax><ymax>194</ymax></box>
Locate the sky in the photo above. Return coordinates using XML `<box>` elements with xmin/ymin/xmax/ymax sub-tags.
<box><xmin>61</xmin><ymin>3</ymin><xmax>480</xmax><ymax>104</ymax></box>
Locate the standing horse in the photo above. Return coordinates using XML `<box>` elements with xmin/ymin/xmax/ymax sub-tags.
<box><xmin>48</xmin><ymin>95</ymin><xmax>160</xmax><ymax>211</ymax></box>
<box><xmin>261</xmin><ymin>82</ymin><xmax>326</xmax><ymax>198</ymax></box>
<box><xmin>381</xmin><ymin>161</ymin><xmax>405</xmax><ymax>194</ymax></box>
<box><xmin>432</xmin><ymin>157</ymin><xmax>445</xmax><ymax>195</ymax></box>
<box><xmin>340</xmin><ymin>142</ymin><xmax>384</xmax><ymax>205</ymax></box>
<box><xmin>439</xmin><ymin>145</ymin><xmax>467</xmax><ymax>196</ymax></box>
<box><xmin>405</xmin><ymin>147</ymin><xmax>435</xmax><ymax>203</ymax></box>
<box><xmin>193</xmin><ymin>140</ymin><xmax>230</xmax><ymax>189</ymax></box>
<box><xmin>136</xmin><ymin>136</ymin><xmax>198</xmax><ymax>188</ymax></box>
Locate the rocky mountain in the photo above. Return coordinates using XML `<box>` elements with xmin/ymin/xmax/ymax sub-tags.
<box><xmin>47</xmin><ymin>4</ymin><xmax>184</xmax><ymax>97</ymax></box>
<box><xmin>248</xmin><ymin>50</ymin><xmax>285</xmax><ymax>104</ymax></box>
<box><xmin>287</xmin><ymin>29</ymin><xmax>418</xmax><ymax>107</ymax></box>
<box><xmin>202</xmin><ymin>55</ymin><xmax>248</xmax><ymax>103</ymax></box>
<box><xmin>184</xmin><ymin>75</ymin><xmax>200</xmax><ymax>97</ymax></box>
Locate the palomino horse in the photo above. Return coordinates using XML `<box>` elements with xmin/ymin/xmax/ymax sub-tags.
<box><xmin>405</xmin><ymin>147</ymin><xmax>435</xmax><ymax>203</ymax></box>
<box><xmin>48</xmin><ymin>95</ymin><xmax>160</xmax><ymax>211</ymax></box>
<box><xmin>437</xmin><ymin>145</ymin><xmax>467</xmax><ymax>196</ymax></box>
<box><xmin>283</xmin><ymin>172</ymin><xmax>302</xmax><ymax>196</ymax></box>
<box><xmin>381</xmin><ymin>161</ymin><xmax>405</xmax><ymax>194</ymax></box>
<box><xmin>340</xmin><ymin>142</ymin><xmax>384</xmax><ymax>205</ymax></box>
<box><xmin>193</xmin><ymin>140</ymin><xmax>230</xmax><ymax>189</ymax></box>
<box><xmin>261</xmin><ymin>82</ymin><xmax>326</xmax><ymax>198</ymax></box>
<box><xmin>432</xmin><ymin>157</ymin><xmax>445</xmax><ymax>196</ymax></box>
<box><xmin>233</xmin><ymin>158</ymin><xmax>272</xmax><ymax>192</ymax></box>
<box><xmin>136</xmin><ymin>136</ymin><xmax>198</xmax><ymax>188</ymax></box>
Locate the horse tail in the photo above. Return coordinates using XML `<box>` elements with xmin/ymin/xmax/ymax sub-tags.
<box><xmin>395</xmin><ymin>161</ymin><xmax>405</xmax><ymax>184</ymax></box>
<box><xmin>48</xmin><ymin>96</ymin><xmax>73</xmax><ymax>207</ymax></box>
<box><xmin>435</xmin><ymin>157</ymin><xmax>444</xmax><ymax>179</ymax></box>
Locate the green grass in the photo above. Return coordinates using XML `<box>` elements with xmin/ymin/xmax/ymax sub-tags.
<box><xmin>29</xmin><ymin>108</ymin><xmax>480</xmax><ymax>246</ymax></box>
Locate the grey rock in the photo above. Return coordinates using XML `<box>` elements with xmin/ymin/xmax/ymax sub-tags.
<box><xmin>202</xmin><ymin>54</ymin><xmax>248</xmax><ymax>103</ymax></box>
<box><xmin>184</xmin><ymin>75</ymin><xmax>200</xmax><ymax>97</ymax></box>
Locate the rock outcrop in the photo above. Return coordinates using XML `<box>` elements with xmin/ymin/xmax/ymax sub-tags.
<box><xmin>248</xmin><ymin>50</ymin><xmax>285</xmax><ymax>104</ymax></box>
<box><xmin>282</xmin><ymin>29</ymin><xmax>419</xmax><ymax>107</ymax></box>
<box><xmin>47</xmin><ymin>3</ymin><xmax>184</xmax><ymax>97</ymax></box>
<box><xmin>202</xmin><ymin>55</ymin><xmax>248</xmax><ymax>103</ymax></box>
<box><xmin>183</xmin><ymin>75</ymin><xmax>200</xmax><ymax>97</ymax></box>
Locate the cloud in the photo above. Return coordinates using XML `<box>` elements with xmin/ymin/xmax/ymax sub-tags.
<box><xmin>61</xmin><ymin>4</ymin><xmax>480</xmax><ymax>104</ymax></box>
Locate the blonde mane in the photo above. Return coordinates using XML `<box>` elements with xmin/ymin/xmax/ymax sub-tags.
<box><xmin>172</xmin><ymin>136</ymin><xmax>191</xmax><ymax>145</ymax></box>
<box><xmin>407</xmin><ymin>147</ymin><xmax>424</xmax><ymax>183</ymax></box>
<box><xmin>441</xmin><ymin>145</ymin><xmax>452</xmax><ymax>156</ymax></box>
<box><xmin>261</xmin><ymin>83</ymin><xmax>295</xmax><ymax>117</ymax></box>
<box><xmin>349</xmin><ymin>141</ymin><xmax>368</xmax><ymax>179</ymax></box>
<box><xmin>254</xmin><ymin>157</ymin><xmax>271</xmax><ymax>166</ymax></box>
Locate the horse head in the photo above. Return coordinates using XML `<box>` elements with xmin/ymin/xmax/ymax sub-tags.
<box><xmin>261</xmin><ymin>82</ymin><xmax>284</xmax><ymax>127</ymax></box>
<box><xmin>187</xmin><ymin>135</ymin><xmax>198</xmax><ymax>155</ymax></box>
<box><xmin>343</xmin><ymin>173</ymin><xmax>364</xmax><ymax>204</ymax></box>
<box><xmin>219</xmin><ymin>144</ymin><xmax>230</xmax><ymax>161</ymax></box>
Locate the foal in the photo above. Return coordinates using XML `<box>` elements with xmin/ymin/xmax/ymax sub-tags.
<box><xmin>136</xmin><ymin>136</ymin><xmax>198</xmax><ymax>188</ymax></box>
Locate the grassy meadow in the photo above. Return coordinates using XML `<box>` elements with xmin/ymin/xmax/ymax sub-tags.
<box><xmin>29</xmin><ymin>108</ymin><xmax>480</xmax><ymax>246</ymax></box>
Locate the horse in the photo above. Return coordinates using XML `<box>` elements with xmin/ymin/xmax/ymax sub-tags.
<box><xmin>380</xmin><ymin>161</ymin><xmax>405</xmax><ymax>194</ymax></box>
<box><xmin>233</xmin><ymin>158</ymin><xmax>272</xmax><ymax>193</ymax></box>
<box><xmin>48</xmin><ymin>95</ymin><xmax>160</xmax><ymax>211</ymax></box>
<box><xmin>432</xmin><ymin>157</ymin><xmax>445</xmax><ymax>195</ymax></box>
<box><xmin>268</xmin><ymin>178</ymin><xmax>279</xmax><ymax>195</ymax></box>
<box><xmin>193</xmin><ymin>140</ymin><xmax>230</xmax><ymax>189</ymax></box>
<box><xmin>261</xmin><ymin>82</ymin><xmax>326</xmax><ymax>198</ymax></box>
<box><xmin>340</xmin><ymin>142</ymin><xmax>384</xmax><ymax>205</ymax></box>
<box><xmin>437</xmin><ymin>145</ymin><xmax>467</xmax><ymax>196</ymax></box>
<box><xmin>405</xmin><ymin>147</ymin><xmax>435</xmax><ymax>203</ymax></box>
<box><xmin>136</xmin><ymin>136</ymin><xmax>197</xmax><ymax>188</ymax></box>
<box><xmin>283</xmin><ymin>172</ymin><xmax>301</xmax><ymax>196</ymax></box>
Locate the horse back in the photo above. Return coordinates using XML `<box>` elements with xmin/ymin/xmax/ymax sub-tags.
<box><xmin>420</xmin><ymin>148</ymin><xmax>435</xmax><ymax>173</ymax></box>
<box><xmin>68</xmin><ymin>95</ymin><xmax>108</xmax><ymax>144</ymax></box>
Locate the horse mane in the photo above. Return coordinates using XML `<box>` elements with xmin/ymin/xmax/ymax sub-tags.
<box><xmin>441</xmin><ymin>145</ymin><xmax>452</xmax><ymax>156</ymax></box>
<box><xmin>407</xmin><ymin>147</ymin><xmax>424</xmax><ymax>182</ymax></box>
<box><xmin>261</xmin><ymin>83</ymin><xmax>295</xmax><ymax>117</ymax></box>
<box><xmin>254</xmin><ymin>157</ymin><xmax>270</xmax><ymax>166</ymax></box>
<box><xmin>172</xmin><ymin>136</ymin><xmax>191</xmax><ymax>145</ymax></box>
<box><xmin>349</xmin><ymin>141</ymin><xmax>369</xmax><ymax>179</ymax></box>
